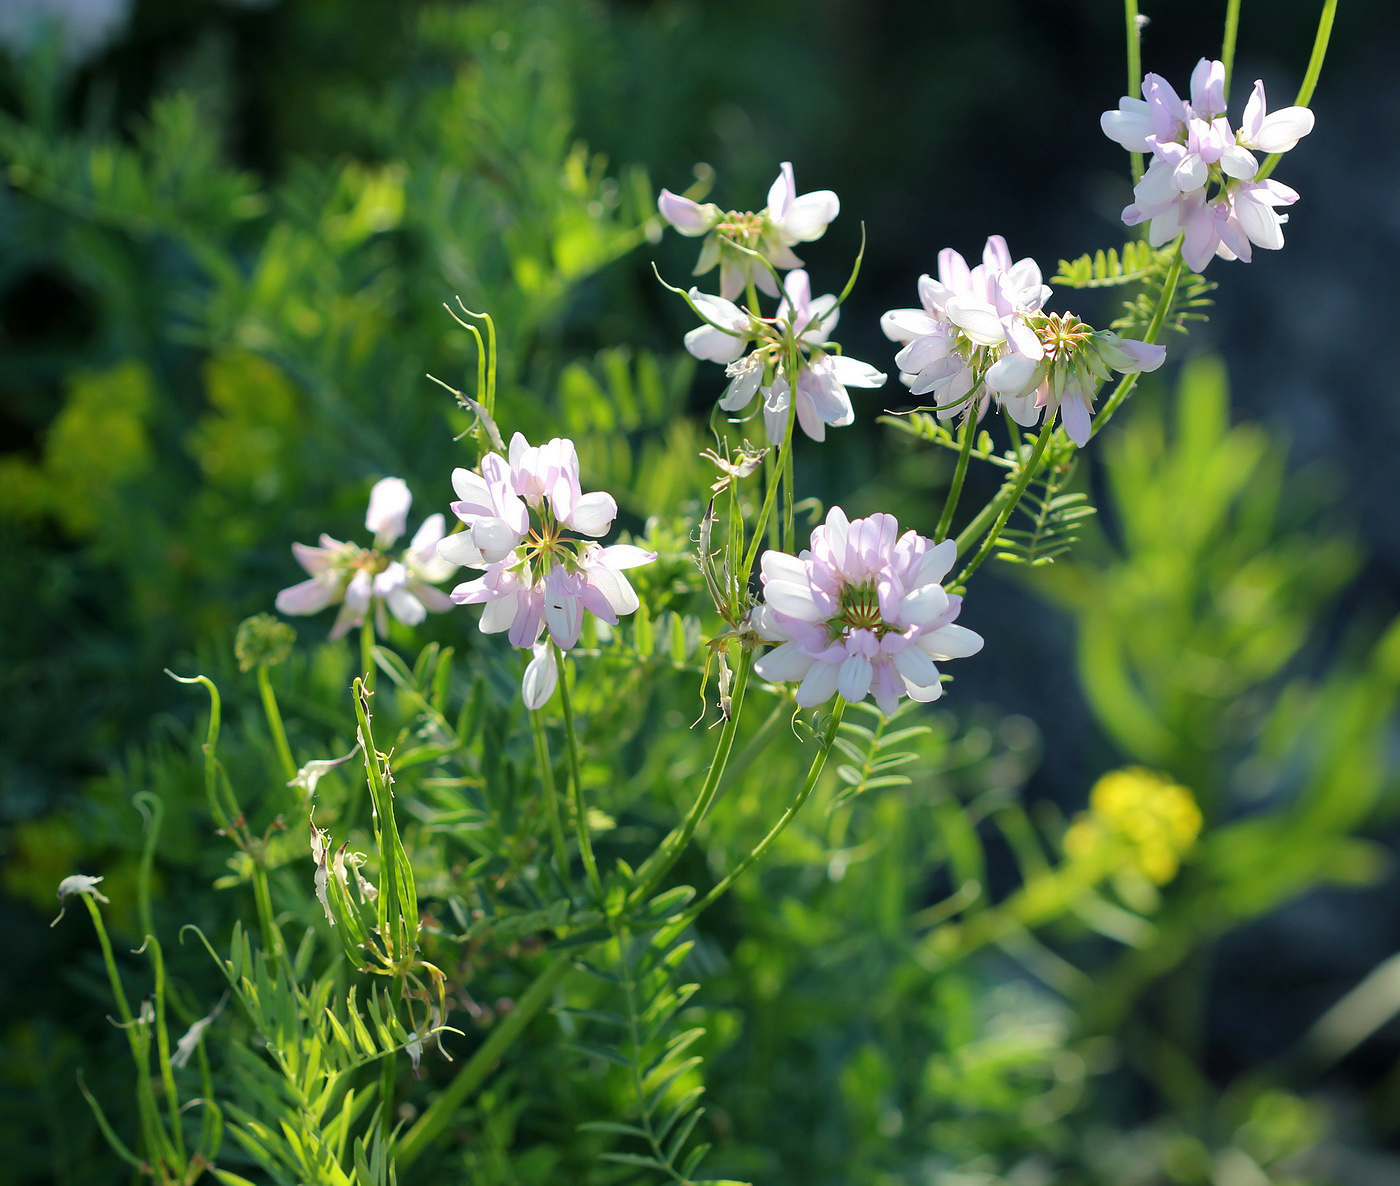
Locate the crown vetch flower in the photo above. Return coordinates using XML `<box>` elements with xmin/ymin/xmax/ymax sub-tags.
<box><xmin>276</xmin><ymin>478</ymin><xmax>457</xmax><ymax>638</ymax></box>
<box><xmin>659</xmin><ymin>161</ymin><xmax>839</xmax><ymax>300</ymax></box>
<box><xmin>687</xmin><ymin>269</ymin><xmax>885</xmax><ymax>446</ymax></box>
<box><xmin>750</xmin><ymin>507</ymin><xmax>983</xmax><ymax>716</ymax></box>
<box><xmin>881</xmin><ymin>235</ymin><xmax>1049</xmax><ymax>426</ymax></box>
<box><xmin>1103</xmin><ymin>58</ymin><xmax>1314</xmax><ymax>270</ymax></box>
<box><xmin>441</xmin><ymin>433</ymin><xmax>655</xmax><ymax>709</ymax></box>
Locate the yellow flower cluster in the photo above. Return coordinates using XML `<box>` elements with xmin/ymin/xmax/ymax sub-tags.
<box><xmin>1063</xmin><ymin>767</ymin><xmax>1202</xmax><ymax>885</ymax></box>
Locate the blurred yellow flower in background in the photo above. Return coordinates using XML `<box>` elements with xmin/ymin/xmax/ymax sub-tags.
<box><xmin>1064</xmin><ymin>767</ymin><xmax>1202</xmax><ymax>885</ymax></box>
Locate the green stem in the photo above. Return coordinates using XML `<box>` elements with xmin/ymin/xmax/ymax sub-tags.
<box><xmin>1125</xmin><ymin>0</ymin><xmax>1144</xmax><ymax>185</ymax></box>
<box><xmin>1258</xmin><ymin>0</ymin><xmax>1336</xmax><ymax>182</ymax></box>
<box><xmin>1092</xmin><ymin>245</ymin><xmax>1181</xmax><ymax>436</ymax></box>
<box><xmin>625</xmin><ymin>652</ymin><xmax>754</xmax><ymax>911</ymax></box>
<box><xmin>936</xmin><ymin>411</ymin><xmax>977</xmax><ymax>542</ymax></box>
<box><xmin>663</xmin><ymin>698</ymin><xmax>846</xmax><ymax>938</ymax></box>
<box><xmin>394</xmin><ymin>955</ymin><xmax>575</xmax><ymax>1170</ymax></box>
<box><xmin>553</xmin><ymin>644</ymin><xmax>603</xmax><ymax>902</ymax></box>
<box><xmin>359</xmin><ymin>618</ymin><xmax>377</xmax><ymax>694</ymax></box>
<box><xmin>379</xmin><ymin>1051</ymin><xmax>396</xmax><ymax>1142</ymax></box>
<box><xmin>953</xmin><ymin>420</ymin><xmax>1057</xmax><ymax>589</ymax></box>
<box><xmin>256</xmin><ymin>664</ymin><xmax>297</xmax><ymax>784</ymax></box>
<box><xmin>530</xmin><ymin>708</ymin><xmax>570</xmax><ymax>888</ymax></box>
<box><xmin>1221</xmin><ymin>0</ymin><xmax>1242</xmax><ymax>97</ymax></box>
<box><xmin>739</xmin><ymin>350</ymin><xmax>801</xmax><ymax>590</ymax></box>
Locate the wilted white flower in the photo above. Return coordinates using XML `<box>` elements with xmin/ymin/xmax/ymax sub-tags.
<box><xmin>276</xmin><ymin>477</ymin><xmax>457</xmax><ymax>638</ymax></box>
<box><xmin>51</xmin><ymin>874</ymin><xmax>110</xmax><ymax>926</ymax></box>
<box><xmin>659</xmin><ymin>161</ymin><xmax>839</xmax><ymax>300</ymax></box>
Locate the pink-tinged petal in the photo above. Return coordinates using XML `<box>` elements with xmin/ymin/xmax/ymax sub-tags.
<box><xmin>566</xmin><ymin>491</ymin><xmax>617</xmax><ymax>537</ymax></box>
<box><xmin>754</xmin><ymin>641</ymin><xmax>816</xmax><ymax>683</ymax></box>
<box><xmin>1100</xmin><ymin>98</ymin><xmax>1154</xmax><ymax>151</ymax></box>
<box><xmin>366</xmin><ymin>477</ymin><xmax>411</xmax><ymax>545</ymax></box>
<box><xmin>903</xmin><ymin>673</ymin><xmax>943</xmax><ymax>703</ymax></box>
<box><xmin>291</xmin><ymin>540</ymin><xmax>333</xmax><ymax>576</ymax></box>
<box><xmin>881</xmin><ymin>308</ymin><xmax>938</xmax><ymax>342</ymax></box>
<box><xmin>764</xmin><ymin>579</ymin><xmax>825</xmax><ymax>621</ymax></box>
<box><xmin>384</xmin><ymin>584</ymin><xmax>426</xmax><ymax>627</ymax></box>
<box><xmin>408</xmin><ymin>513</ymin><xmax>446</xmax><ymax>560</ymax></box>
<box><xmin>794</xmin><ymin>390</ymin><xmax>827</xmax><ymax>442</ymax></box>
<box><xmin>438</xmin><ymin>531</ymin><xmax>488</xmax><ymax>568</ymax></box>
<box><xmin>1220</xmin><ymin>144</ymin><xmax>1259</xmax><ymax>180</ymax></box>
<box><xmin>684</xmin><ymin>323</ymin><xmax>748</xmax><ymax>364</ymax></box>
<box><xmin>1060</xmin><ymin>394</ymin><xmax>1092</xmax><ymax>446</ymax></box>
<box><xmin>761</xmin><ymin>550</ymin><xmax>809</xmax><ymax>586</ymax></box>
<box><xmin>944</xmin><ymin>297</ymin><xmax>1005</xmax><ymax>346</ymax></box>
<box><xmin>1181</xmin><ymin>202</ymin><xmax>1222</xmax><ymax>271</ymax></box>
<box><xmin>937</xmin><ymin>248</ymin><xmax>971</xmax><ymax>293</ymax></box>
<box><xmin>837</xmin><ymin>654</ymin><xmax>873</xmax><ymax>702</ymax></box>
<box><xmin>480</xmin><ymin>592</ymin><xmax>519</xmax><ymax>634</ymax></box>
<box><xmin>920</xmin><ymin>623</ymin><xmax>984</xmax><ymax>660</ymax></box>
<box><xmin>328</xmin><ymin>599</ymin><xmax>365</xmax><ymax>641</ymax></box>
<box><xmin>472</xmin><ymin>517</ymin><xmax>525</xmax><ymax>564</ymax></box>
<box><xmin>762</xmin><ymin>378</ymin><xmax>791</xmax><ymax>445</ymax></box>
<box><xmin>827</xmin><ymin>354</ymin><xmax>886</xmax><ymax>389</ymax></box>
<box><xmin>1240</xmin><ymin>79</ymin><xmax>1266</xmax><ymax>141</ymax></box>
<box><xmin>450</xmin><ymin>574</ymin><xmax>491</xmax><ymax>605</ymax></box>
<box><xmin>585</xmin><ymin>562</ymin><xmax>640</xmax><ymax>618</ymax></box>
<box><xmin>1172</xmin><ymin>152</ymin><xmax>1207</xmax><ymax>193</ymax></box>
<box><xmin>767</xmin><ymin>161</ymin><xmax>796</xmax><ymax>215</ymax></box>
<box><xmin>985</xmin><ymin>352</ymin><xmax>1038</xmax><ymax>395</ymax></box>
<box><xmin>795</xmin><ymin>659</ymin><xmax>841</xmax><ymax>707</ymax></box>
<box><xmin>657</xmin><ymin>190</ymin><xmax>718</xmax><ymax>236</ymax></box>
<box><xmin>344</xmin><ymin>569</ymin><xmax>373</xmax><ymax>613</ymax></box>
<box><xmin>1252</xmin><ymin>105</ymin><xmax>1315</xmax><ymax>153</ymax></box>
<box><xmin>1001</xmin><ymin>388</ymin><xmax>1043</xmax><ymax>428</ymax></box>
<box><xmin>1189</xmin><ymin>58</ymin><xmax>1226</xmax><ymax>118</ymax></box>
<box><xmin>780</xmin><ymin>190</ymin><xmax>839</xmax><ymax>242</ymax></box>
<box><xmin>982</xmin><ymin>235</ymin><xmax>1012</xmax><ymax>272</ymax></box>
<box><xmin>1233</xmin><ymin>191</ymin><xmax>1285</xmax><ymax>251</ymax></box>
<box><xmin>522</xmin><ymin>643</ymin><xmax>558</xmax><ymax>710</ymax></box>
<box><xmin>897</xmin><ymin>583</ymin><xmax>951</xmax><ymax>627</ymax></box>
<box><xmin>507</xmin><ymin>592</ymin><xmax>545</xmax><ymax>647</ymax></box>
<box><xmin>914</xmin><ymin>538</ymin><xmax>957</xmax><ymax>587</ymax></box>
<box><xmin>276</xmin><ymin>577</ymin><xmax>338</xmax><ymax>616</ymax></box>
<box><xmin>893</xmin><ymin>644</ymin><xmax>939</xmax><ymax>688</ymax></box>
<box><xmin>411</xmin><ymin>583</ymin><xmax>455</xmax><ymax>614</ymax></box>
<box><xmin>597</xmin><ymin>544</ymin><xmax>655</xmax><ymax>571</ymax></box>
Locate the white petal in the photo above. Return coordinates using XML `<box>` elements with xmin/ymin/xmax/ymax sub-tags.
<box><xmin>1252</xmin><ymin>106</ymin><xmax>1315</xmax><ymax>154</ymax></box>
<box><xmin>276</xmin><ymin>577</ymin><xmax>338</xmax><ymax>616</ymax></box>
<box><xmin>567</xmin><ymin>491</ymin><xmax>617</xmax><ymax>537</ymax></box>
<box><xmin>837</xmin><ymin>655</ymin><xmax>873</xmax><ymax>702</ymax></box>
<box><xmin>437</xmin><ymin>531</ymin><xmax>487</xmax><ymax>568</ymax></box>
<box><xmin>944</xmin><ymin>297</ymin><xmax>1005</xmax><ymax>346</ymax></box>
<box><xmin>795</xmin><ymin>660</ymin><xmax>841</xmax><ymax>707</ymax></box>
<box><xmin>914</xmin><ymin>539</ymin><xmax>957</xmax><ymax>586</ymax></box>
<box><xmin>780</xmin><ymin>190</ymin><xmax>840</xmax><ymax>242</ymax></box>
<box><xmin>597</xmin><ymin>544</ymin><xmax>656</xmax><ymax>570</ymax></box>
<box><xmin>754</xmin><ymin>641</ymin><xmax>816</xmax><ymax>683</ymax></box>
<box><xmin>827</xmin><ymin>354</ymin><xmax>886</xmax><ymax>389</ymax></box>
<box><xmin>684</xmin><ymin>323</ymin><xmax>748</xmax><ymax>364</ymax></box>
<box><xmin>898</xmin><ymin>583</ymin><xmax>951</xmax><ymax>627</ymax></box>
<box><xmin>522</xmin><ymin>644</ymin><xmax>558</xmax><ymax>710</ymax></box>
<box><xmin>920</xmin><ymin>623</ymin><xmax>984</xmax><ymax>660</ymax></box>
<box><xmin>893</xmin><ymin>644</ymin><xmax>939</xmax><ymax>687</ymax></box>
<box><xmin>764</xmin><ymin>579</ymin><xmax>825</xmax><ymax>621</ymax></box>
<box><xmin>761</xmin><ymin>550</ymin><xmax>809</xmax><ymax>586</ymax></box>
<box><xmin>365</xmin><ymin>477</ymin><xmax>411</xmax><ymax>544</ymax></box>
<box><xmin>658</xmin><ymin>190</ymin><xmax>718</xmax><ymax>236</ymax></box>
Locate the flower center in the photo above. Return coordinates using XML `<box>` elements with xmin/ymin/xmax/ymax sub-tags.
<box><xmin>833</xmin><ymin>579</ymin><xmax>886</xmax><ymax>636</ymax></box>
<box><xmin>1036</xmin><ymin>312</ymin><xmax>1093</xmax><ymax>361</ymax></box>
<box><xmin>716</xmin><ymin>209</ymin><xmax>767</xmax><ymax>249</ymax></box>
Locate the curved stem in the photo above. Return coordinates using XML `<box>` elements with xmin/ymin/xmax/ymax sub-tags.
<box><xmin>1092</xmin><ymin>245</ymin><xmax>1182</xmax><ymax>437</ymax></box>
<box><xmin>552</xmin><ymin>644</ymin><xmax>603</xmax><ymax>902</ymax></box>
<box><xmin>663</xmin><ymin>698</ymin><xmax>846</xmax><ymax>938</ymax></box>
<box><xmin>359</xmin><ymin>618</ymin><xmax>377</xmax><ymax>694</ymax></box>
<box><xmin>394</xmin><ymin>954</ymin><xmax>575</xmax><ymax>1170</ymax></box>
<box><xmin>530</xmin><ymin>707</ymin><xmax>570</xmax><ymax>887</ymax></box>
<box><xmin>257</xmin><ymin>665</ymin><xmax>297</xmax><ymax>784</ymax></box>
<box><xmin>1258</xmin><ymin>0</ymin><xmax>1336</xmax><ymax>182</ymax></box>
<box><xmin>1221</xmin><ymin>0</ymin><xmax>1242</xmax><ymax>98</ymax></box>
<box><xmin>1124</xmin><ymin>0</ymin><xmax>1144</xmax><ymax>185</ymax></box>
<box><xmin>953</xmin><ymin>420</ymin><xmax>1057</xmax><ymax>589</ymax></box>
<box><xmin>936</xmin><ymin>411</ymin><xmax>977</xmax><ymax>542</ymax></box>
<box><xmin>625</xmin><ymin>652</ymin><xmax>754</xmax><ymax>910</ymax></box>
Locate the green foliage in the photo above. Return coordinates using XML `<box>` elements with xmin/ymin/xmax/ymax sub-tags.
<box><xmin>992</xmin><ymin>444</ymin><xmax>1096</xmax><ymax>568</ymax></box>
<box><xmin>1051</xmin><ymin>240</ymin><xmax>1160</xmax><ymax>289</ymax></box>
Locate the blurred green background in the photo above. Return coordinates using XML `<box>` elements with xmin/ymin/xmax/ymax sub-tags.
<box><xmin>4</xmin><ymin>0</ymin><xmax>1400</xmax><ymax>1182</ymax></box>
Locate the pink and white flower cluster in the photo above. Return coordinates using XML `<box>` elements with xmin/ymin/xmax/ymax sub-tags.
<box><xmin>439</xmin><ymin>434</ymin><xmax>655</xmax><ymax>709</ymax></box>
<box><xmin>1102</xmin><ymin>58</ymin><xmax>1314</xmax><ymax>270</ymax></box>
<box><xmin>750</xmin><ymin>508</ymin><xmax>983</xmax><ymax>716</ymax></box>
<box><xmin>881</xmin><ymin>237</ymin><xmax>1164</xmax><ymax>445</ymax></box>
<box><xmin>276</xmin><ymin>477</ymin><xmax>457</xmax><ymax>639</ymax></box>
<box><xmin>659</xmin><ymin>161</ymin><xmax>839</xmax><ymax>301</ymax></box>
<box><xmin>686</xmin><ymin>269</ymin><xmax>886</xmax><ymax>445</ymax></box>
